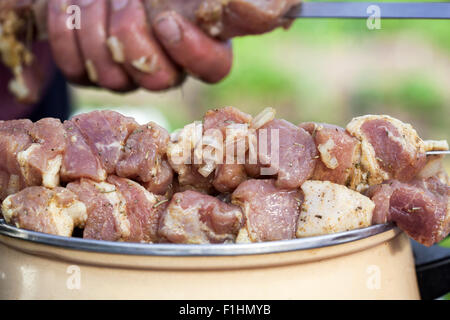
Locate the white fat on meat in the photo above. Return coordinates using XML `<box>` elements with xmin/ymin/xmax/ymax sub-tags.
<box><xmin>18</xmin><ymin>146</ymin><xmax>62</xmax><ymax>188</ymax></box>
<box><xmin>347</xmin><ymin>115</ymin><xmax>427</xmax><ymax>187</ymax></box>
<box><xmin>93</xmin><ymin>181</ymin><xmax>131</xmax><ymax>240</ymax></box>
<box><xmin>296</xmin><ymin>181</ymin><xmax>374</xmax><ymax>237</ymax></box>
<box><xmin>1</xmin><ymin>187</ymin><xmax>87</xmax><ymax>237</ymax></box>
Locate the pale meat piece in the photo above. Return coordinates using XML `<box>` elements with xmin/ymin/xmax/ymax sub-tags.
<box><xmin>300</xmin><ymin>122</ymin><xmax>362</xmax><ymax>189</ymax></box>
<box><xmin>159</xmin><ymin>190</ymin><xmax>243</xmax><ymax>244</ymax></box>
<box><xmin>203</xmin><ymin>107</ymin><xmax>252</xmax><ymax>193</ymax></box>
<box><xmin>107</xmin><ymin>176</ymin><xmax>162</xmax><ymax>243</ymax></box>
<box><xmin>174</xmin><ymin>166</ymin><xmax>215</xmax><ymax>194</ymax></box>
<box><xmin>346</xmin><ymin>115</ymin><xmax>427</xmax><ymax>187</ymax></box>
<box><xmin>144</xmin><ymin>0</ymin><xmax>300</xmax><ymax>39</ymax></box>
<box><xmin>416</xmin><ymin>154</ymin><xmax>450</xmax><ymax>185</ymax></box>
<box><xmin>296</xmin><ymin>181</ymin><xmax>374</xmax><ymax>238</ymax></box>
<box><xmin>60</xmin><ymin>120</ymin><xmax>107</xmax><ymax>182</ymax></box>
<box><xmin>67</xmin><ymin>179</ymin><xmax>130</xmax><ymax>241</ymax></box>
<box><xmin>213</xmin><ymin>164</ymin><xmax>248</xmax><ymax>194</ymax></box>
<box><xmin>1</xmin><ymin>186</ymin><xmax>87</xmax><ymax>237</ymax></box>
<box><xmin>17</xmin><ymin>118</ymin><xmax>67</xmax><ymax>189</ymax></box>
<box><xmin>72</xmin><ymin>111</ymin><xmax>139</xmax><ymax>175</ymax></box>
<box><xmin>116</xmin><ymin>122</ymin><xmax>173</xmax><ymax>195</ymax></box>
<box><xmin>367</xmin><ymin>176</ymin><xmax>449</xmax><ymax>247</ymax></box>
<box><xmin>0</xmin><ymin>119</ymin><xmax>33</xmax><ymax>196</ymax></box>
<box><xmin>232</xmin><ymin>179</ymin><xmax>303</xmax><ymax>242</ymax></box>
<box><xmin>245</xmin><ymin>119</ymin><xmax>318</xmax><ymax>190</ymax></box>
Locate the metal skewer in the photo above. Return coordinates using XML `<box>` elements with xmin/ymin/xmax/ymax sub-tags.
<box><xmin>286</xmin><ymin>2</ymin><xmax>450</xmax><ymax>19</ymax></box>
<box><xmin>426</xmin><ymin>150</ymin><xmax>450</xmax><ymax>156</ymax></box>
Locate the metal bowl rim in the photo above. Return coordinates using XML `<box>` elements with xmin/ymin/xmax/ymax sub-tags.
<box><xmin>0</xmin><ymin>220</ymin><xmax>397</xmax><ymax>256</ymax></box>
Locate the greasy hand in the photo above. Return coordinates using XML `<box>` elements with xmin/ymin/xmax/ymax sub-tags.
<box><xmin>47</xmin><ymin>0</ymin><xmax>233</xmax><ymax>92</ymax></box>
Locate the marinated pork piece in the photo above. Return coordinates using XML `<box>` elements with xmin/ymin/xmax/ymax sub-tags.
<box><xmin>67</xmin><ymin>179</ymin><xmax>130</xmax><ymax>241</ymax></box>
<box><xmin>232</xmin><ymin>179</ymin><xmax>303</xmax><ymax>242</ymax></box>
<box><xmin>367</xmin><ymin>176</ymin><xmax>449</xmax><ymax>246</ymax></box>
<box><xmin>204</xmin><ymin>107</ymin><xmax>252</xmax><ymax>193</ymax></box>
<box><xmin>72</xmin><ymin>110</ymin><xmax>139</xmax><ymax>175</ymax></box>
<box><xmin>296</xmin><ymin>181</ymin><xmax>374</xmax><ymax>238</ymax></box>
<box><xmin>116</xmin><ymin>122</ymin><xmax>173</xmax><ymax>195</ymax></box>
<box><xmin>300</xmin><ymin>123</ymin><xmax>362</xmax><ymax>189</ymax></box>
<box><xmin>245</xmin><ymin>119</ymin><xmax>318</xmax><ymax>190</ymax></box>
<box><xmin>1</xmin><ymin>186</ymin><xmax>87</xmax><ymax>237</ymax></box>
<box><xmin>144</xmin><ymin>0</ymin><xmax>300</xmax><ymax>39</ymax></box>
<box><xmin>159</xmin><ymin>190</ymin><xmax>243</xmax><ymax>244</ymax></box>
<box><xmin>107</xmin><ymin>176</ymin><xmax>163</xmax><ymax>243</ymax></box>
<box><xmin>0</xmin><ymin>119</ymin><xmax>33</xmax><ymax>197</ymax></box>
<box><xmin>17</xmin><ymin>118</ymin><xmax>67</xmax><ymax>188</ymax></box>
<box><xmin>346</xmin><ymin>115</ymin><xmax>427</xmax><ymax>187</ymax></box>
<box><xmin>60</xmin><ymin>120</ymin><xmax>107</xmax><ymax>182</ymax></box>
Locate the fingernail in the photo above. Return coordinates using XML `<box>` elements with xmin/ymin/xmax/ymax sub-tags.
<box><xmin>78</xmin><ymin>0</ymin><xmax>94</xmax><ymax>7</ymax></box>
<box><xmin>156</xmin><ymin>15</ymin><xmax>182</xmax><ymax>44</ymax></box>
<box><xmin>111</xmin><ymin>0</ymin><xmax>128</xmax><ymax>11</ymax></box>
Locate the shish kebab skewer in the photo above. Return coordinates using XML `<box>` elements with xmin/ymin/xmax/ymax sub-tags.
<box><xmin>426</xmin><ymin>150</ymin><xmax>450</xmax><ymax>156</ymax></box>
<box><xmin>0</xmin><ymin>107</ymin><xmax>448</xmax><ymax>247</ymax></box>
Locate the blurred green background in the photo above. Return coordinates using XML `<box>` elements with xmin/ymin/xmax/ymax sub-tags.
<box><xmin>71</xmin><ymin>1</ymin><xmax>450</xmax><ymax>249</ymax></box>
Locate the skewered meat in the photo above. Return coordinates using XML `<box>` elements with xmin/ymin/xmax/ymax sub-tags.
<box><xmin>116</xmin><ymin>122</ymin><xmax>173</xmax><ymax>195</ymax></box>
<box><xmin>0</xmin><ymin>107</ymin><xmax>448</xmax><ymax>246</ymax></box>
<box><xmin>367</xmin><ymin>173</ymin><xmax>449</xmax><ymax>247</ymax></box>
<box><xmin>107</xmin><ymin>175</ymin><xmax>164</xmax><ymax>243</ymax></box>
<box><xmin>159</xmin><ymin>190</ymin><xmax>243</xmax><ymax>244</ymax></box>
<box><xmin>67</xmin><ymin>178</ymin><xmax>130</xmax><ymax>241</ymax></box>
<box><xmin>61</xmin><ymin>120</ymin><xmax>107</xmax><ymax>182</ymax></box>
<box><xmin>296</xmin><ymin>181</ymin><xmax>374</xmax><ymax>237</ymax></box>
<box><xmin>17</xmin><ymin>118</ymin><xmax>66</xmax><ymax>188</ymax></box>
<box><xmin>346</xmin><ymin>115</ymin><xmax>427</xmax><ymax>187</ymax></box>
<box><xmin>71</xmin><ymin>110</ymin><xmax>139</xmax><ymax>174</ymax></box>
<box><xmin>1</xmin><ymin>186</ymin><xmax>87</xmax><ymax>237</ymax></box>
<box><xmin>204</xmin><ymin>107</ymin><xmax>252</xmax><ymax>193</ymax></box>
<box><xmin>232</xmin><ymin>179</ymin><xmax>303</xmax><ymax>242</ymax></box>
<box><xmin>300</xmin><ymin>123</ymin><xmax>362</xmax><ymax>189</ymax></box>
<box><xmin>245</xmin><ymin>119</ymin><xmax>317</xmax><ymax>189</ymax></box>
<box><xmin>0</xmin><ymin>119</ymin><xmax>33</xmax><ymax>197</ymax></box>
<box><xmin>3</xmin><ymin>175</ymin><xmax>164</xmax><ymax>242</ymax></box>
<box><xmin>0</xmin><ymin>111</ymin><xmax>174</xmax><ymax>200</ymax></box>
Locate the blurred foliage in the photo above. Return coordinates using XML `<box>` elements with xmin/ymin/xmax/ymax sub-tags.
<box><xmin>439</xmin><ymin>236</ymin><xmax>450</xmax><ymax>248</ymax></box>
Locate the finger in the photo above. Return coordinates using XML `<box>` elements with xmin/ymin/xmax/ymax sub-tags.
<box><xmin>153</xmin><ymin>11</ymin><xmax>233</xmax><ymax>84</ymax></box>
<box><xmin>75</xmin><ymin>0</ymin><xmax>134</xmax><ymax>91</ymax></box>
<box><xmin>47</xmin><ymin>0</ymin><xmax>89</xmax><ymax>84</ymax></box>
<box><xmin>108</xmin><ymin>0</ymin><xmax>182</xmax><ymax>91</ymax></box>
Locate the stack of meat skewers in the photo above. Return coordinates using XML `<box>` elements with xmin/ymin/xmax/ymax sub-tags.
<box><xmin>1</xmin><ymin>107</ymin><xmax>448</xmax><ymax>247</ymax></box>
